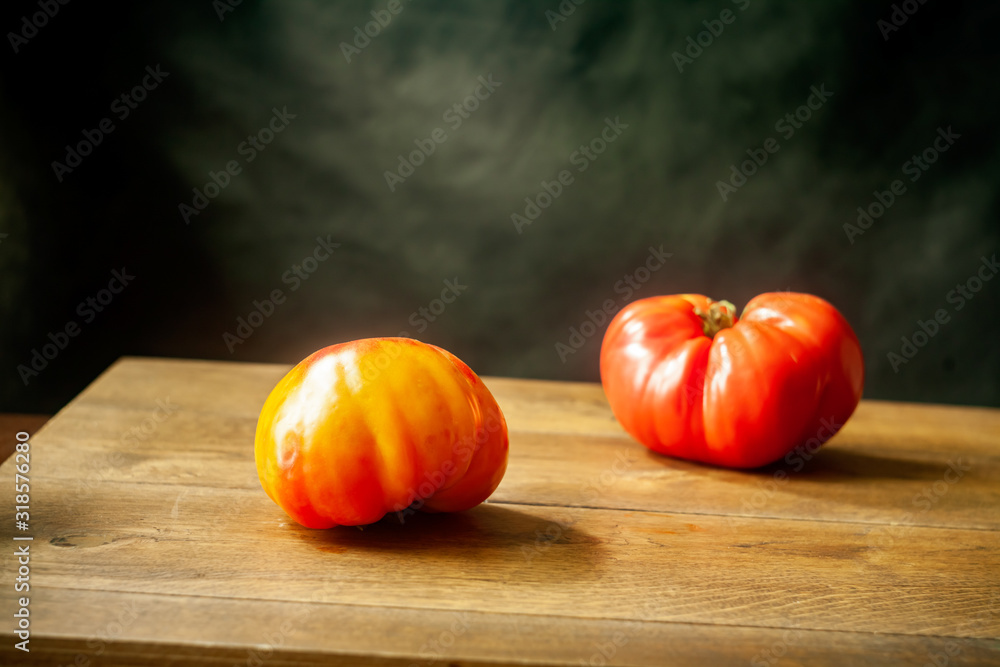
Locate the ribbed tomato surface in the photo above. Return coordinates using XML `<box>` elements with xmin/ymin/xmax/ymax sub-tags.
<box><xmin>600</xmin><ymin>293</ymin><xmax>864</xmax><ymax>468</ymax></box>
<box><xmin>255</xmin><ymin>338</ymin><xmax>508</xmax><ymax>527</ymax></box>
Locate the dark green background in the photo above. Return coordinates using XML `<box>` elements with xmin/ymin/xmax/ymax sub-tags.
<box><xmin>1</xmin><ymin>0</ymin><xmax>998</xmax><ymax>413</ymax></box>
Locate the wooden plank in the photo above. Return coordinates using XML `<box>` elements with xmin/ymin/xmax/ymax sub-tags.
<box><xmin>493</xmin><ymin>432</ymin><xmax>1000</xmax><ymax>530</ymax></box>
<box><xmin>0</xmin><ymin>413</ymin><xmax>49</xmax><ymax>463</ymax></box>
<box><xmin>12</xmin><ymin>478</ymin><xmax>1000</xmax><ymax>638</ymax></box>
<box><xmin>2</xmin><ymin>357</ymin><xmax>998</xmax><ymax>666</ymax></box>
<box><xmin>26</xmin><ymin>357</ymin><xmax>999</xmax><ymax>529</ymax></box>
<box><xmin>57</xmin><ymin>357</ymin><xmax>1000</xmax><ymax>453</ymax></box>
<box><xmin>31</xmin><ymin>423</ymin><xmax>1000</xmax><ymax>530</ymax></box>
<box><xmin>4</xmin><ymin>588</ymin><xmax>1000</xmax><ymax>667</ymax></box>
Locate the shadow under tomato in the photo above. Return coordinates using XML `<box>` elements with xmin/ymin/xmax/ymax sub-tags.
<box><xmin>292</xmin><ymin>502</ymin><xmax>607</xmax><ymax>584</ymax></box>
<box><xmin>744</xmin><ymin>446</ymin><xmax>954</xmax><ymax>482</ymax></box>
<box><xmin>637</xmin><ymin>440</ymin><xmax>950</xmax><ymax>483</ymax></box>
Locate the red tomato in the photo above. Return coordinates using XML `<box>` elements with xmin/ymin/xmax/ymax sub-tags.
<box><xmin>255</xmin><ymin>338</ymin><xmax>509</xmax><ymax>528</ymax></box>
<box><xmin>600</xmin><ymin>293</ymin><xmax>864</xmax><ymax>468</ymax></box>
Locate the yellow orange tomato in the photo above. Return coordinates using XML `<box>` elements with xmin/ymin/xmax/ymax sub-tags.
<box><xmin>255</xmin><ymin>338</ymin><xmax>509</xmax><ymax>528</ymax></box>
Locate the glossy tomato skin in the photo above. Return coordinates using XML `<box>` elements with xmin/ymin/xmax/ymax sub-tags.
<box><xmin>255</xmin><ymin>338</ymin><xmax>508</xmax><ymax>528</ymax></box>
<box><xmin>600</xmin><ymin>293</ymin><xmax>864</xmax><ymax>468</ymax></box>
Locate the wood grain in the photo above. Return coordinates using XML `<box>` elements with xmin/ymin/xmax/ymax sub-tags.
<box><xmin>1</xmin><ymin>356</ymin><xmax>998</xmax><ymax>666</ymax></box>
<box><xmin>23</xmin><ymin>481</ymin><xmax>1000</xmax><ymax>635</ymax></box>
<box><xmin>18</xmin><ymin>588</ymin><xmax>1000</xmax><ymax>667</ymax></box>
<box><xmin>29</xmin><ymin>358</ymin><xmax>1000</xmax><ymax>529</ymax></box>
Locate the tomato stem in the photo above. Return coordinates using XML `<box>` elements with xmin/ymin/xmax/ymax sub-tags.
<box><xmin>695</xmin><ymin>300</ymin><xmax>736</xmax><ymax>338</ymax></box>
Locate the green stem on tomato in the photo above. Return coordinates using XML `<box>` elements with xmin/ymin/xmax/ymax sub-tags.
<box><xmin>694</xmin><ymin>300</ymin><xmax>736</xmax><ymax>338</ymax></box>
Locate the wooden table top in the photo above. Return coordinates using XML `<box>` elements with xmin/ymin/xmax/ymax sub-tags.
<box><xmin>2</xmin><ymin>357</ymin><xmax>998</xmax><ymax>666</ymax></box>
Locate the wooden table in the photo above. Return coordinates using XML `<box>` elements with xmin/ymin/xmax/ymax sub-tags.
<box><xmin>0</xmin><ymin>414</ymin><xmax>50</xmax><ymax>465</ymax></box>
<box><xmin>2</xmin><ymin>357</ymin><xmax>998</xmax><ymax>666</ymax></box>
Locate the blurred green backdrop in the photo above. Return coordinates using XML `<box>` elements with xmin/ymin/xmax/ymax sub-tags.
<box><xmin>1</xmin><ymin>0</ymin><xmax>998</xmax><ymax>413</ymax></box>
